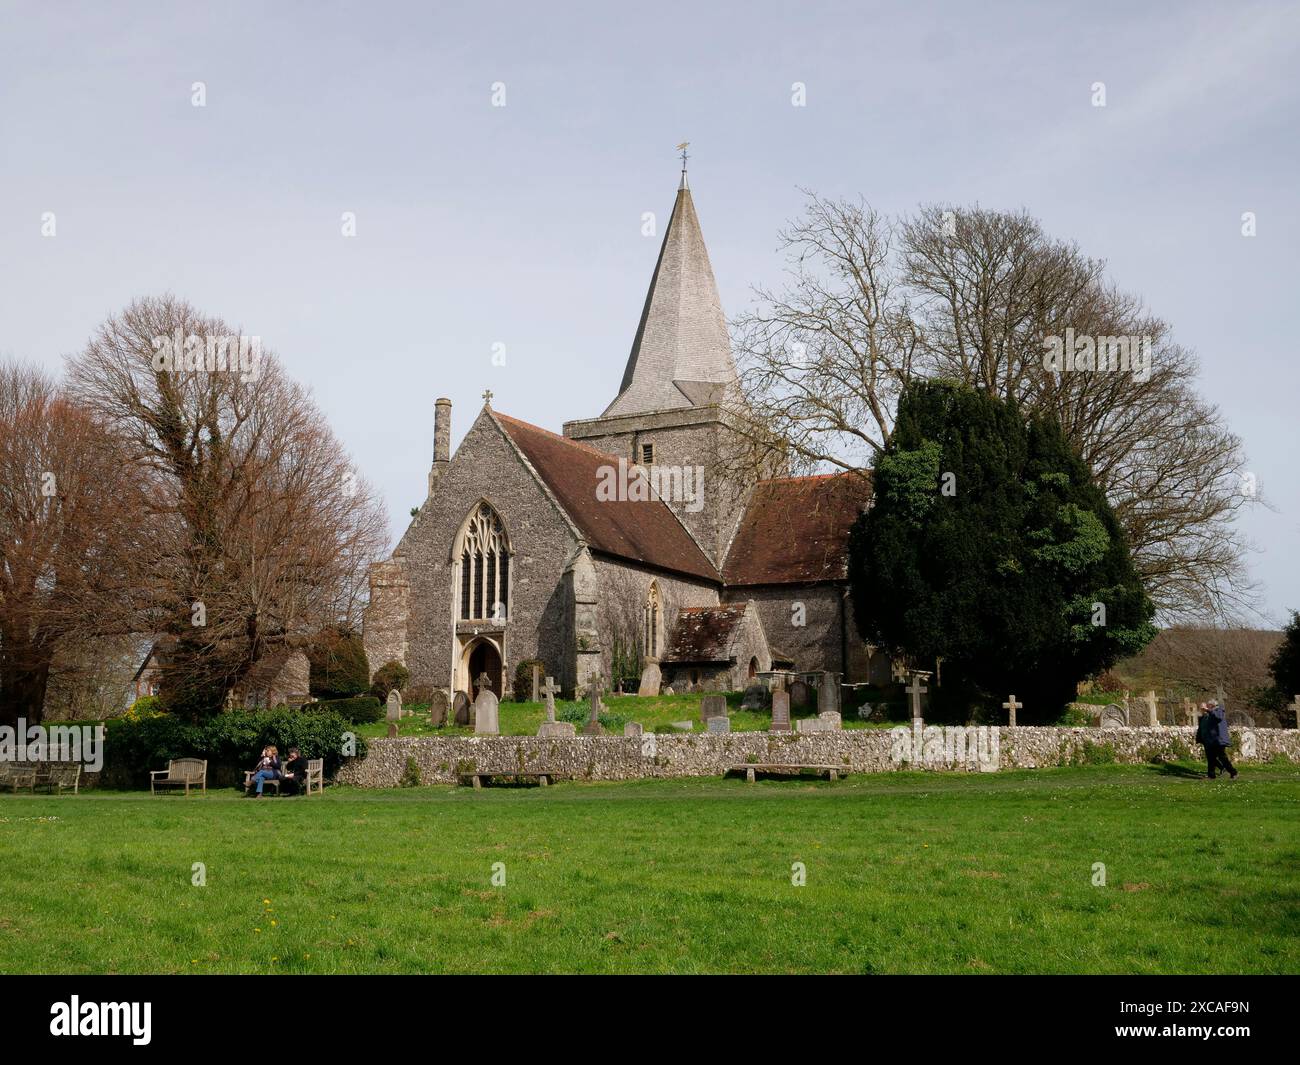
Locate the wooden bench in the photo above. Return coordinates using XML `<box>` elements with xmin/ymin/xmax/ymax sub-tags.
<box><xmin>36</xmin><ymin>764</ymin><xmax>82</xmax><ymax>795</ymax></box>
<box><xmin>151</xmin><ymin>757</ymin><xmax>207</xmax><ymax>796</ymax></box>
<box><xmin>244</xmin><ymin>758</ymin><xmax>324</xmax><ymax>796</ymax></box>
<box><xmin>0</xmin><ymin>762</ymin><xmax>38</xmax><ymax>793</ymax></box>
<box><xmin>459</xmin><ymin>771</ymin><xmax>567</xmax><ymax>789</ymax></box>
<box><xmin>728</xmin><ymin>763</ymin><xmax>850</xmax><ymax>783</ymax></box>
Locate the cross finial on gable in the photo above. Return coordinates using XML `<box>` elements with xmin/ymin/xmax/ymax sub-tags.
<box><xmin>482</xmin><ymin>389</ymin><xmax>493</xmax><ymax>408</ymax></box>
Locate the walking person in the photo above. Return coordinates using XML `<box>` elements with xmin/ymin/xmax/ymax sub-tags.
<box><xmin>1196</xmin><ymin>701</ymin><xmax>1237</xmax><ymax>780</ymax></box>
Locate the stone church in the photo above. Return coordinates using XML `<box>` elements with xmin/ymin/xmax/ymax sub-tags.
<box><xmin>363</xmin><ymin>171</ymin><xmax>883</xmax><ymax>700</ymax></box>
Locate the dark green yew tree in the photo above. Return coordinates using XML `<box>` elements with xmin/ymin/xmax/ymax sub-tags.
<box><xmin>849</xmin><ymin>381</ymin><xmax>1156</xmax><ymax>722</ymax></box>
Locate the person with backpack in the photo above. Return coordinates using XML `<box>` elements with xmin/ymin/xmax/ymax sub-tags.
<box><xmin>1196</xmin><ymin>701</ymin><xmax>1237</xmax><ymax>780</ymax></box>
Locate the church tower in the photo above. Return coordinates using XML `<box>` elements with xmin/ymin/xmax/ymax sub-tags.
<box><xmin>563</xmin><ymin>168</ymin><xmax>757</xmax><ymax>570</ymax></box>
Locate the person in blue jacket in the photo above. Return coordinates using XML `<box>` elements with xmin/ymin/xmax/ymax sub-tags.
<box><xmin>1195</xmin><ymin>701</ymin><xmax>1237</xmax><ymax>780</ymax></box>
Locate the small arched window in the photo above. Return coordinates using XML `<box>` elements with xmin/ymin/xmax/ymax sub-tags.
<box><xmin>456</xmin><ymin>502</ymin><xmax>511</xmax><ymax>622</ymax></box>
<box><xmin>643</xmin><ymin>582</ymin><xmax>662</xmax><ymax>658</ymax></box>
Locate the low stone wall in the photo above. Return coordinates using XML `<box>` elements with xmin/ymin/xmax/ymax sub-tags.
<box><xmin>336</xmin><ymin>725</ymin><xmax>1300</xmax><ymax>788</ymax></box>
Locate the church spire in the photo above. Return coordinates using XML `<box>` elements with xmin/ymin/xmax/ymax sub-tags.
<box><xmin>602</xmin><ymin>163</ymin><xmax>737</xmax><ymax>418</ymax></box>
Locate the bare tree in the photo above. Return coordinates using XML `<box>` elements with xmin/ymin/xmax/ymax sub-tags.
<box><xmin>0</xmin><ymin>363</ymin><xmax>150</xmax><ymax>726</ymax></box>
<box><xmin>730</xmin><ymin>193</ymin><xmax>1255</xmax><ymax>621</ymax></box>
<box><xmin>66</xmin><ymin>296</ymin><xmax>389</xmax><ymax>718</ymax></box>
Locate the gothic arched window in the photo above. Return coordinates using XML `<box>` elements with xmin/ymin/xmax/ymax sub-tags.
<box><xmin>456</xmin><ymin>502</ymin><xmax>511</xmax><ymax>622</ymax></box>
<box><xmin>643</xmin><ymin>582</ymin><xmax>662</xmax><ymax>658</ymax></box>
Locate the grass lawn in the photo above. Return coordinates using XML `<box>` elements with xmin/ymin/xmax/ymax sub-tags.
<box><xmin>356</xmin><ymin>691</ymin><xmax>890</xmax><ymax>738</ymax></box>
<box><xmin>2</xmin><ymin>763</ymin><xmax>1296</xmax><ymax>974</ymax></box>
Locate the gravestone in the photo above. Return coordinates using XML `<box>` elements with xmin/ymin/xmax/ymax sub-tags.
<box><xmin>1100</xmin><ymin>703</ymin><xmax>1127</xmax><ymax>729</ymax></box>
<box><xmin>1227</xmin><ymin>709</ymin><xmax>1255</xmax><ymax>728</ymax></box>
<box><xmin>670</xmin><ymin>720</ymin><xmax>693</xmax><ymax>731</ymax></box>
<box><xmin>1294</xmin><ymin>694</ymin><xmax>1300</xmax><ymax>729</ymax></box>
<box><xmin>818</xmin><ymin>710</ymin><xmax>842</xmax><ymax>730</ymax></box>
<box><xmin>386</xmin><ymin>689</ymin><xmax>402</xmax><ymax>722</ymax></box>
<box><xmin>386</xmin><ymin>722</ymin><xmax>398</xmax><ymax>738</ymax></box>
<box><xmin>818</xmin><ymin>672</ymin><xmax>840</xmax><ymax>715</ymax></box>
<box><xmin>770</xmin><ymin>689</ymin><xmax>791</xmax><ymax>732</ymax></box>
<box><xmin>429</xmin><ymin>690</ymin><xmax>449</xmax><ymax>727</ymax></box>
<box><xmin>1144</xmin><ymin>690</ymin><xmax>1159</xmax><ymax>727</ymax></box>
<box><xmin>1180</xmin><ymin>698</ymin><xmax>1195</xmax><ymax>727</ymax></box>
<box><xmin>1002</xmin><ymin>694</ymin><xmax>1022</xmax><ymax>729</ymax></box>
<box><xmin>637</xmin><ymin>661</ymin><xmax>661</xmax><ymax>697</ymax></box>
<box><xmin>741</xmin><ymin>683</ymin><xmax>766</xmax><ymax>709</ymax></box>
<box><xmin>452</xmin><ymin>691</ymin><xmax>470</xmax><ymax>726</ymax></box>
<box><xmin>891</xmin><ymin>661</ymin><xmax>908</xmax><ymax>684</ymax></box>
<box><xmin>789</xmin><ymin>679</ymin><xmax>810</xmax><ymax>708</ymax></box>
<box><xmin>624</xmin><ymin>721</ymin><xmax>643</xmax><ymax>738</ymax></box>
<box><xmin>706</xmin><ymin>715</ymin><xmax>731</xmax><ymax>734</ymax></box>
<box><xmin>662</xmin><ymin>685</ymin><xmax>675</xmax><ymax>696</ymax></box>
<box><xmin>699</xmin><ymin>694</ymin><xmax>727</xmax><ymax>722</ymax></box>
<box><xmin>473</xmin><ymin>673</ymin><xmax>500</xmax><ymax>735</ymax></box>
<box><xmin>531</xmin><ymin>663</ymin><xmax>541</xmax><ymax>703</ymax></box>
<box><xmin>905</xmin><ymin>674</ymin><xmax>928</xmax><ymax>725</ymax></box>
<box><xmin>583</xmin><ymin>674</ymin><xmax>605</xmax><ymax>735</ymax></box>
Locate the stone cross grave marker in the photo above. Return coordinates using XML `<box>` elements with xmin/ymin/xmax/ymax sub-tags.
<box><xmin>386</xmin><ymin>689</ymin><xmax>402</xmax><ymax>722</ymax></box>
<box><xmin>905</xmin><ymin>674</ymin><xmax>927</xmax><ymax>725</ymax></box>
<box><xmin>584</xmin><ymin>673</ymin><xmax>605</xmax><ymax>735</ymax></box>
<box><xmin>473</xmin><ymin>672</ymin><xmax>500</xmax><ymax>735</ymax></box>
<box><xmin>541</xmin><ymin>675</ymin><xmax>560</xmax><ymax>722</ymax></box>
<box><xmin>770</xmin><ymin>689</ymin><xmax>791</xmax><ymax>732</ymax></box>
<box><xmin>1145</xmin><ymin>690</ymin><xmax>1159</xmax><ymax>727</ymax></box>
<box><xmin>531</xmin><ymin>663</ymin><xmax>541</xmax><ymax>703</ymax></box>
<box><xmin>1181</xmin><ymin>698</ymin><xmax>1194</xmax><ymax>727</ymax></box>
<box><xmin>891</xmin><ymin>661</ymin><xmax>907</xmax><ymax>684</ymax></box>
<box><xmin>1002</xmin><ymin>694</ymin><xmax>1022</xmax><ymax>728</ymax></box>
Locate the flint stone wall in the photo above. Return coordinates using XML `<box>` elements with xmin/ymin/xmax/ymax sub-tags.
<box><xmin>336</xmin><ymin>725</ymin><xmax>1300</xmax><ymax>787</ymax></box>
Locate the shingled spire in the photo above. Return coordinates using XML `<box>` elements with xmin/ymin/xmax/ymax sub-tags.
<box><xmin>603</xmin><ymin>175</ymin><xmax>738</xmax><ymax>417</ymax></box>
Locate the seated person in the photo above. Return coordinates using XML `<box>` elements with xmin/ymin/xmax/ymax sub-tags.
<box><xmin>248</xmin><ymin>745</ymin><xmax>280</xmax><ymax>797</ymax></box>
<box><xmin>281</xmin><ymin>746</ymin><xmax>309</xmax><ymax>795</ymax></box>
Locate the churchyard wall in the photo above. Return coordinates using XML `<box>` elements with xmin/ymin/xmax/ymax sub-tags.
<box><xmin>335</xmin><ymin>725</ymin><xmax>1300</xmax><ymax>787</ymax></box>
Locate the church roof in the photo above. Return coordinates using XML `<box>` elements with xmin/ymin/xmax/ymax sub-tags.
<box><xmin>603</xmin><ymin>182</ymin><xmax>738</xmax><ymax>417</ymax></box>
<box><xmin>662</xmin><ymin>604</ymin><xmax>749</xmax><ymax>663</ymax></box>
<box><xmin>723</xmin><ymin>472</ymin><xmax>873</xmax><ymax>586</ymax></box>
<box><xmin>494</xmin><ymin>412</ymin><xmax>719</xmax><ymax>582</ymax></box>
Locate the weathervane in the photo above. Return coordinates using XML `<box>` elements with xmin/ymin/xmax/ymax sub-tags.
<box><xmin>676</xmin><ymin>141</ymin><xmax>689</xmax><ymax>187</ymax></box>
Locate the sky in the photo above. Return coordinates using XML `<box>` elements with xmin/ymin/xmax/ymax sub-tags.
<box><xmin>2</xmin><ymin>0</ymin><xmax>1297</xmax><ymax>623</ymax></box>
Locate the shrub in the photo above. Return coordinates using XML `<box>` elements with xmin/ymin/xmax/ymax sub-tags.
<box><xmin>513</xmin><ymin>658</ymin><xmax>547</xmax><ymax>702</ymax></box>
<box><xmin>308</xmin><ymin>628</ymin><xmax>370</xmax><ymax>698</ymax></box>
<box><xmin>104</xmin><ymin>707</ymin><xmax>365</xmax><ymax>787</ymax></box>
<box><xmin>310</xmin><ymin>695</ymin><xmax>383</xmax><ymax>725</ymax></box>
<box><xmin>399</xmin><ymin>756</ymin><xmax>421</xmax><ymax>788</ymax></box>
<box><xmin>124</xmin><ymin>695</ymin><xmax>167</xmax><ymax>721</ymax></box>
<box><xmin>370</xmin><ymin>660</ymin><xmax>410</xmax><ymax>699</ymax></box>
<box><xmin>1094</xmin><ymin>670</ymin><xmax>1124</xmax><ymax>694</ymax></box>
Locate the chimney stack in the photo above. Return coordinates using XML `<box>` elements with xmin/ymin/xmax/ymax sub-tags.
<box><xmin>428</xmin><ymin>397</ymin><xmax>451</xmax><ymax>498</ymax></box>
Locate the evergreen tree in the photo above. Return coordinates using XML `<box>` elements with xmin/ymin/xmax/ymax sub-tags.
<box><xmin>308</xmin><ymin>627</ymin><xmax>371</xmax><ymax>699</ymax></box>
<box><xmin>1268</xmin><ymin>611</ymin><xmax>1300</xmax><ymax>701</ymax></box>
<box><xmin>848</xmin><ymin>380</ymin><xmax>1156</xmax><ymax>721</ymax></box>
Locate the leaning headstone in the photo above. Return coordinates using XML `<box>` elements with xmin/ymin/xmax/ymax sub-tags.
<box><xmin>770</xmin><ymin>689</ymin><xmax>791</xmax><ymax>732</ymax></box>
<box><xmin>818</xmin><ymin>672</ymin><xmax>840</xmax><ymax>715</ymax></box>
<box><xmin>637</xmin><ymin>661</ymin><xmax>662</xmax><ymax>697</ymax></box>
<box><xmin>706</xmin><ymin>715</ymin><xmax>731</xmax><ymax>734</ymax></box>
<box><xmin>473</xmin><ymin>686</ymin><xmax>500</xmax><ymax>735</ymax></box>
<box><xmin>789</xmin><ymin>680</ymin><xmax>810</xmax><ymax>708</ymax></box>
<box><xmin>624</xmin><ymin>721</ymin><xmax>643</xmax><ymax>739</ymax></box>
<box><xmin>452</xmin><ymin>690</ymin><xmax>470</xmax><ymax>726</ymax></box>
<box><xmin>429</xmin><ymin>690</ymin><xmax>449</xmax><ymax>727</ymax></box>
<box><xmin>741</xmin><ymin>683</ymin><xmax>765</xmax><ymax>709</ymax></box>
<box><xmin>386</xmin><ymin>689</ymin><xmax>402</xmax><ymax>722</ymax></box>
<box><xmin>700</xmin><ymin>694</ymin><xmax>727</xmax><ymax>722</ymax></box>
<box><xmin>1100</xmin><ymin>703</ymin><xmax>1127</xmax><ymax>729</ymax></box>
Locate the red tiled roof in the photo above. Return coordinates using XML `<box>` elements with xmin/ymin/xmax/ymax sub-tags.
<box><xmin>723</xmin><ymin>472</ymin><xmax>872</xmax><ymax>585</ymax></box>
<box><xmin>495</xmin><ymin>412</ymin><xmax>719</xmax><ymax>582</ymax></box>
<box><xmin>663</xmin><ymin>604</ymin><xmax>747</xmax><ymax>663</ymax></box>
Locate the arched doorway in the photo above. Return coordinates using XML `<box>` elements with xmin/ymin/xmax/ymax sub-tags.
<box><xmin>463</xmin><ymin>638</ymin><xmax>502</xmax><ymax>697</ymax></box>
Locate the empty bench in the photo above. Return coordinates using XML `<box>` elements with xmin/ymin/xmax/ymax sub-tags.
<box><xmin>0</xmin><ymin>762</ymin><xmax>39</xmax><ymax>793</ymax></box>
<box><xmin>459</xmin><ymin>771</ymin><xmax>567</xmax><ymax>789</ymax></box>
<box><xmin>151</xmin><ymin>758</ymin><xmax>208</xmax><ymax>796</ymax></box>
<box><xmin>728</xmin><ymin>763</ymin><xmax>850</xmax><ymax>783</ymax></box>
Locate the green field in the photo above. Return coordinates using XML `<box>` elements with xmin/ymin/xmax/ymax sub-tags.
<box><xmin>3</xmin><ymin>763</ymin><xmax>1297</xmax><ymax>974</ymax></box>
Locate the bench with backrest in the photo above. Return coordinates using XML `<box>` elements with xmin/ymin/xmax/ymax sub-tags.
<box><xmin>151</xmin><ymin>757</ymin><xmax>208</xmax><ymax>796</ymax></box>
<box><xmin>0</xmin><ymin>762</ymin><xmax>39</xmax><ymax>793</ymax></box>
<box><xmin>36</xmin><ymin>763</ymin><xmax>82</xmax><ymax>795</ymax></box>
<box><xmin>244</xmin><ymin>758</ymin><xmax>324</xmax><ymax>796</ymax></box>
